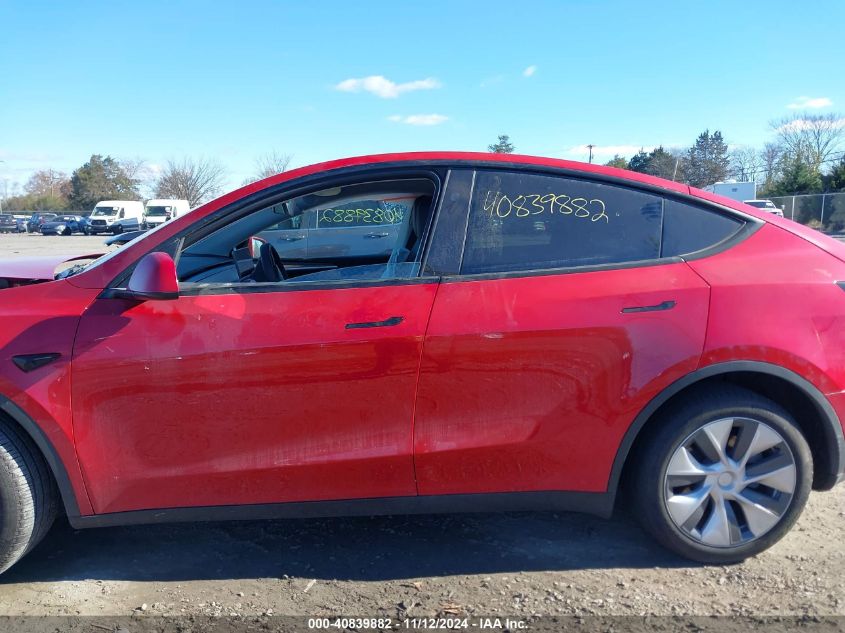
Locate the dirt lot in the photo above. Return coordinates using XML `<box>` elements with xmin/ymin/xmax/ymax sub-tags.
<box><xmin>0</xmin><ymin>232</ymin><xmax>842</xmax><ymax>625</ymax></box>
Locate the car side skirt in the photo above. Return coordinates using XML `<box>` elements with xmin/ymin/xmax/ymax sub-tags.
<box><xmin>67</xmin><ymin>491</ymin><xmax>614</xmax><ymax>529</ymax></box>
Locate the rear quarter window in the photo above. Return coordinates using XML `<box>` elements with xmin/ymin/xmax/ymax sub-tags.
<box><xmin>662</xmin><ymin>199</ymin><xmax>744</xmax><ymax>257</ymax></box>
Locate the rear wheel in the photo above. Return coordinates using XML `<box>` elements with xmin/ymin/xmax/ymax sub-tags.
<box><xmin>0</xmin><ymin>419</ymin><xmax>58</xmax><ymax>574</ymax></box>
<box><xmin>632</xmin><ymin>386</ymin><xmax>812</xmax><ymax>563</ymax></box>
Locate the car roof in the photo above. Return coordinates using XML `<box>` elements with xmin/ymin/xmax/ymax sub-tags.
<box><xmin>241</xmin><ymin>151</ymin><xmax>692</xmax><ymax>198</ymax></box>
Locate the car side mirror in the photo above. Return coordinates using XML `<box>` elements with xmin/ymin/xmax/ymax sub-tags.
<box><xmin>125</xmin><ymin>252</ymin><xmax>179</xmax><ymax>300</ymax></box>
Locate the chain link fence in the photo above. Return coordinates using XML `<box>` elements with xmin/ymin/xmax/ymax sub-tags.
<box><xmin>768</xmin><ymin>193</ymin><xmax>845</xmax><ymax>233</ymax></box>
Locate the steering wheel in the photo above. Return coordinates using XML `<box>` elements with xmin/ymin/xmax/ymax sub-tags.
<box><xmin>252</xmin><ymin>243</ymin><xmax>287</xmax><ymax>282</ymax></box>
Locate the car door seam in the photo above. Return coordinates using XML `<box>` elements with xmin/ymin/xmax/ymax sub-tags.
<box><xmin>410</xmin><ymin>281</ymin><xmax>442</xmax><ymax>493</ymax></box>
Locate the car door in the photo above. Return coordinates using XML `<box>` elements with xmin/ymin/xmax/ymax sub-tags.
<box><xmin>71</xmin><ymin>175</ymin><xmax>442</xmax><ymax>515</ymax></box>
<box><xmin>413</xmin><ymin>169</ymin><xmax>742</xmax><ymax>497</ymax></box>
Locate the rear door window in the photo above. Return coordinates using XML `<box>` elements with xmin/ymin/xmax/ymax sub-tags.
<box><xmin>462</xmin><ymin>171</ymin><xmax>663</xmax><ymax>274</ymax></box>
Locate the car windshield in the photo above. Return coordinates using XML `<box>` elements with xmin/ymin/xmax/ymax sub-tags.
<box><xmin>91</xmin><ymin>206</ymin><xmax>118</xmax><ymax>216</ymax></box>
<box><xmin>59</xmin><ymin>216</ymin><xmax>76</xmax><ymax>221</ymax></box>
<box><xmin>746</xmin><ymin>201</ymin><xmax>775</xmax><ymax>209</ymax></box>
<box><xmin>146</xmin><ymin>206</ymin><xmax>171</xmax><ymax>216</ymax></box>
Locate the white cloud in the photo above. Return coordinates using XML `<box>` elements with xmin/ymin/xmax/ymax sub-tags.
<box><xmin>387</xmin><ymin>114</ymin><xmax>448</xmax><ymax>126</ymax></box>
<box><xmin>787</xmin><ymin>96</ymin><xmax>832</xmax><ymax>109</ymax></box>
<box><xmin>522</xmin><ymin>65</ymin><xmax>537</xmax><ymax>78</ymax></box>
<box><xmin>564</xmin><ymin>144</ymin><xmax>646</xmax><ymax>159</ymax></box>
<box><xmin>335</xmin><ymin>75</ymin><xmax>440</xmax><ymax>99</ymax></box>
<box><xmin>777</xmin><ymin>117</ymin><xmax>845</xmax><ymax>133</ymax></box>
<box><xmin>480</xmin><ymin>74</ymin><xmax>505</xmax><ymax>88</ymax></box>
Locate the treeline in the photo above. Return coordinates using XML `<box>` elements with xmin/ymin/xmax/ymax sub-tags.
<box><xmin>4</xmin><ymin>151</ymin><xmax>292</xmax><ymax>211</ymax></box>
<box><xmin>601</xmin><ymin>113</ymin><xmax>845</xmax><ymax>196</ymax></box>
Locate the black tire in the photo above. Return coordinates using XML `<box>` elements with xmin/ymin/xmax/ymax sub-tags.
<box><xmin>631</xmin><ymin>385</ymin><xmax>812</xmax><ymax>563</ymax></box>
<box><xmin>112</xmin><ymin>224</ymin><xmax>123</xmax><ymax>235</ymax></box>
<box><xmin>0</xmin><ymin>418</ymin><xmax>58</xmax><ymax>574</ymax></box>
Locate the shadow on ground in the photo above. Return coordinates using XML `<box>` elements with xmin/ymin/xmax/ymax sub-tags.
<box><xmin>0</xmin><ymin>510</ymin><xmax>690</xmax><ymax>584</ymax></box>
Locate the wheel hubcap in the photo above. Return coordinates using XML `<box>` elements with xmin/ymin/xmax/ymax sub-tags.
<box><xmin>663</xmin><ymin>417</ymin><xmax>797</xmax><ymax>548</ymax></box>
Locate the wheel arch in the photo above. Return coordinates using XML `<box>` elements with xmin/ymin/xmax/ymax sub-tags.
<box><xmin>609</xmin><ymin>361</ymin><xmax>845</xmax><ymax>503</ymax></box>
<box><xmin>0</xmin><ymin>395</ymin><xmax>82</xmax><ymax>518</ymax></box>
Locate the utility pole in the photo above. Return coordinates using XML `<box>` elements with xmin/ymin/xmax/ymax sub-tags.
<box><xmin>587</xmin><ymin>144</ymin><xmax>594</xmax><ymax>164</ymax></box>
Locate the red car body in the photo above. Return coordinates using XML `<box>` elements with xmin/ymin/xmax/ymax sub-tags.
<box><xmin>0</xmin><ymin>152</ymin><xmax>843</xmax><ymax>528</ymax></box>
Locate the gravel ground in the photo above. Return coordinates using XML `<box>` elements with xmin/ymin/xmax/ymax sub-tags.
<box><xmin>0</xmin><ymin>232</ymin><xmax>843</xmax><ymax>625</ymax></box>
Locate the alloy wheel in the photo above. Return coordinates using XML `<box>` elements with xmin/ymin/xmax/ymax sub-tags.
<box><xmin>663</xmin><ymin>417</ymin><xmax>797</xmax><ymax>547</ymax></box>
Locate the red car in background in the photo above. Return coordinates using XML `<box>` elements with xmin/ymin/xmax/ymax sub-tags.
<box><xmin>0</xmin><ymin>152</ymin><xmax>843</xmax><ymax>574</ymax></box>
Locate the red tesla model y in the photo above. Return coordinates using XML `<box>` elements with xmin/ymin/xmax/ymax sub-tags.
<box><xmin>0</xmin><ymin>152</ymin><xmax>842</xmax><ymax>573</ymax></box>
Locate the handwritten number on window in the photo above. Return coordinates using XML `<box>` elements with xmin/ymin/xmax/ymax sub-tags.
<box><xmin>483</xmin><ymin>190</ymin><xmax>609</xmax><ymax>224</ymax></box>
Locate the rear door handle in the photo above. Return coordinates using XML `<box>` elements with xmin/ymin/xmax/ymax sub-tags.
<box><xmin>621</xmin><ymin>300</ymin><xmax>676</xmax><ymax>314</ymax></box>
<box><xmin>365</xmin><ymin>232</ymin><xmax>390</xmax><ymax>238</ymax></box>
<box><xmin>345</xmin><ymin>316</ymin><xmax>405</xmax><ymax>329</ymax></box>
<box><xmin>281</xmin><ymin>235</ymin><xmax>306</xmax><ymax>241</ymax></box>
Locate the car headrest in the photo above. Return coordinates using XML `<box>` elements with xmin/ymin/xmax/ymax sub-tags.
<box><xmin>411</xmin><ymin>196</ymin><xmax>433</xmax><ymax>239</ymax></box>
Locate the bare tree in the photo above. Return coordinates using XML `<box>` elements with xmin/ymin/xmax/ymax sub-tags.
<box><xmin>771</xmin><ymin>112</ymin><xmax>845</xmax><ymax>170</ymax></box>
<box><xmin>120</xmin><ymin>157</ymin><xmax>159</xmax><ymax>199</ymax></box>
<box><xmin>730</xmin><ymin>146</ymin><xmax>763</xmax><ymax>181</ymax></box>
<box><xmin>759</xmin><ymin>142</ymin><xmax>783</xmax><ymax>188</ymax></box>
<box><xmin>154</xmin><ymin>157</ymin><xmax>227</xmax><ymax>207</ymax></box>
<box><xmin>241</xmin><ymin>151</ymin><xmax>293</xmax><ymax>186</ymax></box>
<box><xmin>24</xmin><ymin>169</ymin><xmax>70</xmax><ymax>198</ymax></box>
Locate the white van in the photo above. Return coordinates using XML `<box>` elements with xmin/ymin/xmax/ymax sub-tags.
<box><xmin>143</xmin><ymin>199</ymin><xmax>190</xmax><ymax>229</ymax></box>
<box><xmin>86</xmin><ymin>200</ymin><xmax>144</xmax><ymax>235</ymax></box>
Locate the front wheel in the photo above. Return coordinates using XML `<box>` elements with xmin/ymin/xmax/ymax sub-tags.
<box><xmin>0</xmin><ymin>419</ymin><xmax>58</xmax><ymax>574</ymax></box>
<box><xmin>632</xmin><ymin>386</ymin><xmax>812</xmax><ymax>563</ymax></box>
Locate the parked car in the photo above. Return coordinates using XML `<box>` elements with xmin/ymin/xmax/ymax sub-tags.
<box><xmin>143</xmin><ymin>199</ymin><xmax>190</xmax><ymax>229</ymax></box>
<box><xmin>15</xmin><ymin>218</ymin><xmax>27</xmax><ymax>233</ymax></box>
<box><xmin>103</xmin><ymin>229</ymin><xmax>147</xmax><ymax>247</ymax></box>
<box><xmin>25</xmin><ymin>212</ymin><xmax>57</xmax><ymax>233</ymax></box>
<box><xmin>0</xmin><ymin>214</ymin><xmax>16</xmax><ymax>233</ymax></box>
<box><xmin>0</xmin><ymin>152</ymin><xmax>843</xmax><ymax>575</ymax></box>
<box><xmin>86</xmin><ymin>200</ymin><xmax>144</xmax><ymax>234</ymax></box>
<box><xmin>743</xmin><ymin>199</ymin><xmax>784</xmax><ymax>217</ymax></box>
<box><xmin>39</xmin><ymin>214</ymin><xmax>87</xmax><ymax>236</ymax></box>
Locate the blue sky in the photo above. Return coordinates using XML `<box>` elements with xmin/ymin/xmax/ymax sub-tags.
<box><xmin>1</xmin><ymin>0</ymin><xmax>844</xmax><ymax>193</ymax></box>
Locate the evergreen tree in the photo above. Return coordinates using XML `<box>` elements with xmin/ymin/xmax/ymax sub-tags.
<box><xmin>644</xmin><ymin>146</ymin><xmax>679</xmax><ymax>180</ymax></box>
<box><xmin>769</xmin><ymin>158</ymin><xmax>823</xmax><ymax>196</ymax></box>
<box><xmin>604</xmin><ymin>154</ymin><xmax>628</xmax><ymax>169</ymax></box>
<box><xmin>684</xmin><ymin>130</ymin><xmax>730</xmax><ymax>187</ymax></box>
<box><xmin>68</xmin><ymin>155</ymin><xmax>140</xmax><ymax>210</ymax></box>
<box><xmin>627</xmin><ymin>149</ymin><xmax>650</xmax><ymax>173</ymax></box>
<box><xmin>488</xmin><ymin>134</ymin><xmax>515</xmax><ymax>154</ymax></box>
<box><xmin>824</xmin><ymin>157</ymin><xmax>845</xmax><ymax>192</ymax></box>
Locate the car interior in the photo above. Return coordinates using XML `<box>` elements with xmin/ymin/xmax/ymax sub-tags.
<box><xmin>176</xmin><ymin>178</ymin><xmax>436</xmax><ymax>286</ymax></box>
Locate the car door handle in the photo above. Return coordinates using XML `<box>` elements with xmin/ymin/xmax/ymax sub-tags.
<box><xmin>365</xmin><ymin>232</ymin><xmax>390</xmax><ymax>238</ymax></box>
<box><xmin>345</xmin><ymin>316</ymin><xmax>405</xmax><ymax>329</ymax></box>
<box><xmin>621</xmin><ymin>300</ymin><xmax>676</xmax><ymax>314</ymax></box>
<box><xmin>281</xmin><ymin>235</ymin><xmax>306</xmax><ymax>241</ymax></box>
